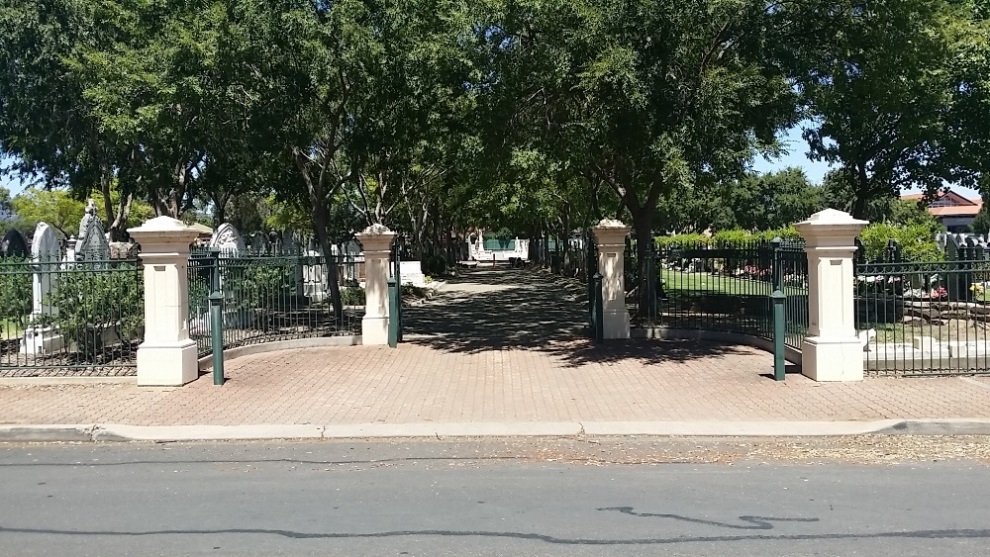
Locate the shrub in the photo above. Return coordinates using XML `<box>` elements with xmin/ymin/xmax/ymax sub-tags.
<box><xmin>340</xmin><ymin>287</ymin><xmax>366</xmax><ymax>306</ymax></box>
<box><xmin>0</xmin><ymin>258</ymin><xmax>33</xmax><ymax>331</ymax></box>
<box><xmin>48</xmin><ymin>263</ymin><xmax>143</xmax><ymax>360</ymax></box>
<box><xmin>222</xmin><ymin>258</ymin><xmax>299</xmax><ymax>311</ymax></box>
<box><xmin>858</xmin><ymin>223</ymin><xmax>940</xmax><ymax>262</ymax></box>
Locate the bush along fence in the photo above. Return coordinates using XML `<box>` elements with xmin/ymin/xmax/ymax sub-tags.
<box><xmin>857</xmin><ymin>235</ymin><xmax>990</xmax><ymax>376</ymax></box>
<box><xmin>0</xmin><ymin>212</ymin><xmax>143</xmax><ymax>378</ymax></box>
<box><xmin>186</xmin><ymin>249</ymin><xmax>362</xmax><ymax>360</ymax></box>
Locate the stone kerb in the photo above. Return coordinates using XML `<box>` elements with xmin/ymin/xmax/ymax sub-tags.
<box><xmin>128</xmin><ymin>217</ymin><xmax>201</xmax><ymax>387</ymax></box>
<box><xmin>794</xmin><ymin>208</ymin><xmax>869</xmax><ymax>382</ymax></box>
<box><xmin>356</xmin><ymin>224</ymin><xmax>396</xmax><ymax>346</ymax></box>
<box><xmin>592</xmin><ymin>219</ymin><xmax>631</xmax><ymax>340</ymax></box>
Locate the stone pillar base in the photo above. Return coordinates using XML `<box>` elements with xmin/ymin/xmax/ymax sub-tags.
<box><xmin>801</xmin><ymin>337</ymin><xmax>864</xmax><ymax>382</ymax></box>
<box><xmin>362</xmin><ymin>315</ymin><xmax>389</xmax><ymax>346</ymax></box>
<box><xmin>136</xmin><ymin>340</ymin><xmax>198</xmax><ymax>387</ymax></box>
<box><xmin>603</xmin><ymin>309</ymin><xmax>631</xmax><ymax>340</ymax></box>
<box><xmin>21</xmin><ymin>327</ymin><xmax>65</xmax><ymax>356</ymax></box>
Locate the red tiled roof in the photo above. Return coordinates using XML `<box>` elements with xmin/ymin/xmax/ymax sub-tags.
<box><xmin>900</xmin><ymin>190</ymin><xmax>983</xmax><ymax>218</ymax></box>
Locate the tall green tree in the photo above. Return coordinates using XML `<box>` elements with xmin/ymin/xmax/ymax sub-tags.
<box><xmin>796</xmin><ymin>0</ymin><xmax>968</xmax><ymax>217</ymax></box>
<box><xmin>486</xmin><ymin>0</ymin><xmax>801</xmax><ymax>309</ymax></box>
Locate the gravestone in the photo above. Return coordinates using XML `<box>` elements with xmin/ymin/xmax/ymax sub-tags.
<box><xmin>1</xmin><ymin>229</ymin><xmax>28</xmax><ymax>259</ymax></box>
<box><xmin>209</xmin><ymin>223</ymin><xmax>246</xmax><ymax>257</ymax></box>
<box><xmin>75</xmin><ymin>200</ymin><xmax>111</xmax><ymax>263</ymax></box>
<box><xmin>21</xmin><ymin>222</ymin><xmax>65</xmax><ymax>356</ymax></box>
<box><xmin>249</xmin><ymin>232</ymin><xmax>271</xmax><ymax>255</ymax></box>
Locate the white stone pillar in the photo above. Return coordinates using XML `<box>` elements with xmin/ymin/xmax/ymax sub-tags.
<box><xmin>592</xmin><ymin>219</ymin><xmax>631</xmax><ymax>340</ymax></box>
<box><xmin>356</xmin><ymin>224</ymin><xmax>396</xmax><ymax>346</ymax></box>
<box><xmin>128</xmin><ymin>217</ymin><xmax>201</xmax><ymax>386</ymax></box>
<box><xmin>794</xmin><ymin>209</ymin><xmax>869</xmax><ymax>382</ymax></box>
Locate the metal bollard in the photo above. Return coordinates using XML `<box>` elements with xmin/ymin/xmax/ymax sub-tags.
<box><xmin>592</xmin><ymin>272</ymin><xmax>604</xmax><ymax>343</ymax></box>
<box><xmin>208</xmin><ymin>248</ymin><xmax>225</xmax><ymax>386</ymax></box>
<box><xmin>388</xmin><ymin>277</ymin><xmax>399</xmax><ymax>348</ymax></box>
<box><xmin>772</xmin><ymin>288</ymin><xmax>786</xmax><ymax>381</ymax></box>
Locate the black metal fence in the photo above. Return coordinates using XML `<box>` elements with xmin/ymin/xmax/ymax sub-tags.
<box><xmin>187</xmin><ymin>250</ymin><xmax>362</xmax><ymax>358</ymax></box>
<box><xmin>0</xmin><ymin>257</ymin><xmax>143</xmax><ymax>377</ymax></box>
<box><xmin>627</xmin><ymin>239</ymin><xmax>810</xmax><ymax>350</ymax></box>
<box><xmin>857</xmin><ymin>249</ymin><xmax>990</xmax><ymax>376</ymax></box>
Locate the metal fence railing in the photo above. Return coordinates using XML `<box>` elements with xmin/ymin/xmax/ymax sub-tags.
<box><xmin>627</xmin><ymin>239</ymin><xmax>810</xmax><ymax>350</ymax></box>
<box><xmin>0</xmin><ymin>257</ymin><xmax>143</xmax><ymax>377</ymax></box>
<box><xmin>187</xmin><ymin>251</ymin><xmax>363</xmax><ymax>358</ymax></box>
<box><xmin>857</xmin><ymin>258</ymin><xmax>990</xmax><ymax>376</ymax></box>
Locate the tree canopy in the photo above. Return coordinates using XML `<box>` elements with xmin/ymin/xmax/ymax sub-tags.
<box><xmin>2</xmin><ymin>0</ymin><xmax>990</xmax><ymax>301</ymax></box>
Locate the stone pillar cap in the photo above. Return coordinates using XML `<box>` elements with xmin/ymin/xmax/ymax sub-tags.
<box><xmin>128</xmin><ymin>217</ymin><xmax>200</xmax><ymax>243</ymax></box>
<box><xmin>795</xmin><ymin>209</ymin><xmax>868</xmax><ymax>230</ymax></box>
<box><xmin>356</xmin><ymin>224</ymin><xmax>396</xmax><ymax>237</ymax></box>
<box><xmin>594</xmin><ymin>218</ymin><xmax>630</xmax><ymax>230</ymax></box>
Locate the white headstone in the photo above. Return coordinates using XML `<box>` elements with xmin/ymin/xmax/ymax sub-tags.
<box><xmin>75</xmin><ymin>199</ymin><xmax>111</xmax><ymax>262</ymax></box>
<box><xmin>30</xmin><ymin>223</ymin><xmax>61</xmax><ymax>318</ymax></box>
<box><xmin>209</xmin><ymin>223</ymin><xmax>245</xmax><ymax>257</ymax></box>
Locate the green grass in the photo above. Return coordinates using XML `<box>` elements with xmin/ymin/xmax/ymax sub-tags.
<box><xmin>660</xmin><ymin>270</ymin><xmax>807</xmax><ymax>297</ymax></box>
<box><xmin>0</xmin><ymin>318</ymin><xmax>24</xmax><ymax>341</ymax></box>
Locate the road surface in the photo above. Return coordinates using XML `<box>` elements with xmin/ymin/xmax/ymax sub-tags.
<box><xmin>1</xmin><ymin>437</ymin><xmax>988</xmax><ymax>556</ymax></box>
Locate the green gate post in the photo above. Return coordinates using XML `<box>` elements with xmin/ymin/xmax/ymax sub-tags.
<box><xmin>770</xmin><ymin>237</ymin><xmax>786</xmax><ymax>381</ymax></box>
<box><xmin>387</xmin><ymin>276</ymin><xmax>399</xmax><ymax>348</ymax></box>
<box><xmin>395</xmin><ymin>242</ymin><xmax>403</xmax><ymax>343</ymax></box>
<box><xmin>208</xmin><ymin>248</ymin><xmax>225</xmax><ymax>386</ymax></box>
<box><xmin>592</xmin><ymin>272</ymin><xmax>604</xmax><ymax>343</ymax></box>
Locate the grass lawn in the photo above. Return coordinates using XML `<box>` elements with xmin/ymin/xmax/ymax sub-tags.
<box><xmin>0</xmin><ymin>319</ymin><xmax>24</xmax><ymax>341</ymax></box>
<box><xmin>660</xmin><ymin>270</ymin><xmax>807</xmax><ymax>297</ymax></box>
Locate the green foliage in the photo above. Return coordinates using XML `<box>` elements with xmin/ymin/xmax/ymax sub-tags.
<box><xmin>0</xmin><ymin>259</ymin><xmax>33</xmax><ymax>329</ymax></box>
<box><xmin>859</xmin><ymin>223</ymin><xmax>942</xmax><ymax>262</ymax></box>
<box><xmin>223</xmin><ymin>259</ymin><xmax>298</xmax><ymax>312</ymax></box>
<box><xmin>655</xmin><ymin>227</ymin><xmax>802</xmax><ymax>247</ymax></box>
<box><xmin>339</xmin><ymin>287</ymin><xmax>366</xmax><ymax>307</ymax></box>
<box><xmin>48</xmin><ymin>264</ymin><xmax>143</xmax><ymax>360</ymax></box>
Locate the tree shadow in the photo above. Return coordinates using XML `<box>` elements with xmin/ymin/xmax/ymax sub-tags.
<box><xmin>404</xmin><ymin>268</ymin><xmax>760</xmax><ymax>367</ymax></box>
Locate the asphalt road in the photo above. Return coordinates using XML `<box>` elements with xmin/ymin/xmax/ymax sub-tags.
<box><xmin>1</xmin><ymin>438</ymin><xmax>988</xmax><ymax>556</ymax></box>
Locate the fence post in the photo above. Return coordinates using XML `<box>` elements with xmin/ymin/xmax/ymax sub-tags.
<box><xmin>356</xmin><ymin>224</ymin><xmax>396</xmax><ymax>346</ymax></box>
<box><xmin>770</xmin><ymin>237</ymin><xmax>786</xmax><ymax>381</ymax></box>
<box><xmin>592</xmin><ymin>219</ymin><xmax>631</xmax><ymax>340</ymax></box>
<box><xmin>794</xmin><ymin>209</ymin><xmax>869</xmax><ymax>382</ymax></box>
<box><xmin>208</xmin><ymin>247</ymin><xmax>225</xmax><ymax>386</ymax></box>
<box><xmin>394</xmin><ymin>237</ymin><xmax>404</xmax><ymax>343</ymax></box>
<box><xmin>128</xmin><ymin>217</ymin><xmax>201</xmax><ymax>387</ymax></box>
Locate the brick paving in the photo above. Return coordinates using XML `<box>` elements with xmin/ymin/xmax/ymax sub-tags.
<box><xmin>2</xmin><ymin>268</ymin><xmax>990</xmax><ymax>426</ymax></box>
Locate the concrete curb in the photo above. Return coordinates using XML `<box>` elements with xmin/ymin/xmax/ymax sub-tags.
<box><xmin>5</xmin><ymin>419</ymin><xmax>990</xmax><ymax>442</ymax></box>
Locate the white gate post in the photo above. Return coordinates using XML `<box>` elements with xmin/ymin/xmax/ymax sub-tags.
<box><xmin>592</xmin><ymin>219</ymin><xmax>631</xmax><ymax>340</ymax></box>
<box><xmin>356</xmin><ymin>224</ymin><xmax>396</xmax><ymax>346</ymax></box>
<box><xmin>794</xmin><ymin>209</ymin><xmax>869</xmax><ymax>382</ymax></box>
<box><xmin>128</xmin><ymin>217</ymin><xmax>201</xmax><ymax>386</ymax></box>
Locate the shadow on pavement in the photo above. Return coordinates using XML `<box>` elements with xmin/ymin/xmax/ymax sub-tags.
<box><xmin>403</xmin><ymin>267</ymin><xmax>758</xmax><ymax>367</ymax></box>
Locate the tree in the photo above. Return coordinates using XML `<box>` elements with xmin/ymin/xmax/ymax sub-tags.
<box><xmin>11</xmin><ymin>186</ymin><xmax>152</xmax><ymax>239</ymax></box>
<box><xmin>487</xmin><ymin>1</ymin><xmax>801</xmax><ymax>310</ymax></box>
<box><xmin>797</xmin><ymin>0</ymin><xmax>968</xmax><ymax>218</ymax></box>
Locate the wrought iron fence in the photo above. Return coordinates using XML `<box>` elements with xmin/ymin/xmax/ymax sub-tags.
<box><xmin>0</xmin><ymin>257</ymin><xmax>143</xmax><ymax>377</ymax></box>
<box><xmin>628</xmin><ymin>239</ymin><xmax>810</xmax><ymax>350</ymax></box>
<box><xmin>187</xmin><ymin>251</ymin><xmax>363</xmax><ymax>358</ymax></box>
<box><xmin>857</xmin><ymin>255</ymin><xmax>990</xmax><ymax>376</ymax></box>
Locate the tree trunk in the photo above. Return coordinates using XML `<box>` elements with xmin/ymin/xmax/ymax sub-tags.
<box><xmin>633</xmin><ymin>210</ymin><xmax>656</xmax><ymax>320</ymax></box>
<box><xmin>311</xmin><ymin>202</ymin><xmax>343</xmax><ymax>322</ymax></box>
<box><xmin>109</xmin><ymin>194</ymin><xmax>133</xmax><ymax>242</ymax></box>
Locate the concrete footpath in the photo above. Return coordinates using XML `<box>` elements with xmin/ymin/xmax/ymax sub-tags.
<box><xmin>4</xmin><ymin>268</ymin><xmax>990</xmax><ymax>442</ymax></box>
<box><xmin>3</xmin><ymin>341</ymin><xmax>990</xmax><ymax>442</ymax></box>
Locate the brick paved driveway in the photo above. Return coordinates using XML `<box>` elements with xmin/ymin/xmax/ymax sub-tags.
<box><xmin>2</xmin><ymin>269</ymin><xmax>990</xmax><ymax>426</ymax></box>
